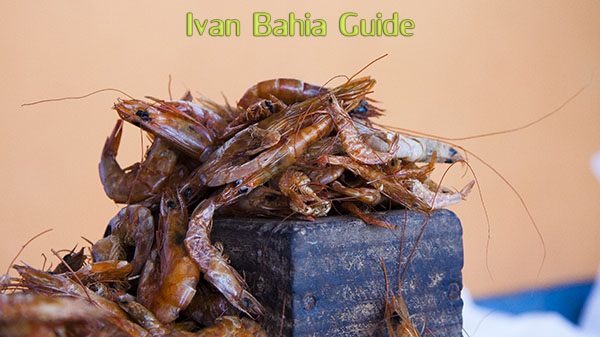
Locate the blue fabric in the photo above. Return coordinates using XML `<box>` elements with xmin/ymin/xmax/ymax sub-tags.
<box><xmin>475</xmin><ymin>282</ymin><xmax>594</xmax><ymax>323</ymax></box>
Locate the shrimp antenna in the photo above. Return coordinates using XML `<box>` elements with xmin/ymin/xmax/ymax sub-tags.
<box><xmin>347</xmin><ymin>53</ymin><xmax>388</xmax><ymax>84</ymax></box>
<box><xmin>4</xmin><ymin>228</ymin><xmax>53</xmax><ymax>277</ymax></box>
<box><xmin>22</xmin><ymin>88</ymin><xmax>135</xmax><ymax>106</ymax></box>
<box><xmin>168</xmin><ymin>74</ymin><xmax>173</xmax><ymax>101</ymax></box>
<box><xmin>376</xmin><ymin>76</ymin><xmax>591</xmax><ymax>141</ymax></box>
<box><xmin>374</xmin><ymin>126</ymin><xmax>547</xmax><ymax>279</ymax></box>
<box><xmin>447</xmin><ymin>78</ymin><xmax>591</xmax><ymax>140</ymax></box>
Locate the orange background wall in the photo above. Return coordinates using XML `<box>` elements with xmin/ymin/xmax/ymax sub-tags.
<box><xmin>1</xmin><ymin>1</ymin><xmax>599</xmax><ymax>297</ymax></box>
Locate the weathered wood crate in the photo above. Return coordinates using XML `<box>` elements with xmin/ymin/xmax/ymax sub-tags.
<box><xmin>212</xmin><ymin>209</ymin><xmax>463</xmax><ymax>336</ymax></box>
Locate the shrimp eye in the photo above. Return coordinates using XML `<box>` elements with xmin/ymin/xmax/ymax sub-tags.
<box><xmin>390</xmin><ymin>158</ymin><xmax>396</xmax><ymax>166</ymax></box>
<box><xmin>233</xmin><ymin>179</ymin><xmax>242</xmax><ymax>187</ymax></box>
<box><xmin>183</xmin><ymin>188</ymin><xmax>192</xmax><ymax>198</ymax></box>
<box><xmin>166</xmin><ymin>200</ymin><xmax>176</xmax><ymax>209</ymax></box>
<box><xmin>265</xmin><ymin>100</ymin><xmax>274</xmax><ymax>113</ymax></box>
<box><xmin>265</xmin><ymin>194</ymin><xmax>278</xmax><ymax>201</ymax></box>
<box><xmin>238</xmin><ymin>186</ymin><xmax>249</xmax><ymax>194</ymax></box>
<box><xmin>242</xmin><ymin>297</ymin><xmax>251</xmax><ymax>308</ymax></box>
<box><xmin>103</xmin><ymin>224</ymin><xmax>112</xmax><ymax>238</ymax></box>
<box><xmin>328</xmin><ymin>96</ymin><xmax>333</xmax><ymax>103</ymax></box>
<box><xmin>135</xmin><ymin>110</ymin><xmax>150</xmax><ymax>121</ymax></box>
<box><xmin>355</xmin><ymin>106</ymin><xmax>367</xmax><ymax>114</ymax></box>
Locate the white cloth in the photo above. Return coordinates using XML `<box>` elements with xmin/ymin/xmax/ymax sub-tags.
<box><xmin>580</xmin><ymin>267</ymin><xmax>600</xmax><ymax>335</ymax></box>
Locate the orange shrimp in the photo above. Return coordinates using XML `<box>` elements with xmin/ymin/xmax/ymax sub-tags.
<box><xmin>138</xmin><ymin>190</ymin><xmax>200</xmax><ymax>324</ymax></box>
<box><xmin>324</xmin><ymin>155</ymin><xmax>431</xmax><ymax>213</ymax></box>
<box><xmin>116</xmin><ymin>294</ymin><xmax>201</xmax><ymax>337</ymax></box>
<box><xmin>0</xmin><ymin>294</ymin><xmax>110</xmax><ymax>337</ymax></box>
<box><xmin>196</xmin><ymin>316</ymin><xmax>267</xmax><ymax>337</ymax></box>
<box><xmin>99</xmin><ymin>119</ymin><xmax>178</xmax><ymax>204</ymax></box>
<box><xmin>114</xmin><ymin>98</ymin><xmax>217</xmax><ymax>159</ymax></box>
<box><xmin>237</xmin><ymin>78</ymin><xmax>326</xmax><ymax>110</ymax></box>
<box><xmin>328</xmin><ymin>95</ymin><xmax>401</xmax><ymax>165</ymax></box>
<box><xmin>278</xmin><ymin>170</ymin><xmax>331</xmax><ymax>218</ymax></box>
<box><xmin>185</xmin><ymin>112</ymin><xmax>335</xmax><ymax>315</ymax></box>
<box><xmin>92</xmin><ymin>205</ymin><xmax>154</xmax><ymax>275</ymax></box>
<box><xmin>13</xmin><ymin>265</ymin><xmax>150</xmax><ymax>336</ymax></box>
<box><xmin>195</xmin><ymin>77</ymin><xmax>376</xmax><ymax>187</ymax></box>
<box><xmin>70</xmin><ymin>260</ymin><xmax>132</xmax><ymax>285</ymax></box>
<box><xmin>330</xmin><ymin>180</ymin><xmax>383</xmax><ymax>205</ymax></box>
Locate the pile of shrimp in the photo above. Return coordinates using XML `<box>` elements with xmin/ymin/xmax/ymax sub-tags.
<box><xmin>2</xmin><ymin>75</ymin><xmax>473</xmax><ymax>337</ymax></box>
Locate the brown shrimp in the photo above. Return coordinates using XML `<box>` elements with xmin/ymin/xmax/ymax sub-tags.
<box><xmin>278</xmin><ymin>170</ymin><xmax>331</xmax><ymax>218</ymax></box>
<box><xmin>0</xmin><ymin>294</ymin><xmax>107</xmax><ymax>332</ymax></box>
<box><xmin>182</xmin><ymin>280</ymin><xmax>240</xmax><ymax>326</ymax></box>
<box><xmin>196</xmin><ymin>77</ymin><xmax>377</xmax><ymax>187</ymax></box>
<box><xmin>188</xmin><ymin>125</ymin><xmax>282</xmax><ymax>188</ymax></box>
<box><xmin>218</xmin><ymin>186</ymin><xmax>288</xmax><ymax>218</ymax></box>
<box><xmin>13</xmin><ymin>265</ymin><xmax>150</xmax><ymax>336</ymax></box>
<box><xmin>69</xmin><ymin>260</ymin><xmax>132</xmax><ymax>285</ymax></box>
<box><xmin>196</xmin><ymin>316</ymin><xmax>267</xmax><ymax>337</ymax></box>
<box><xmin>114</xmin><ymin>98</ymin><xmax>217</xmax><ymax>159</ymax></box>
<box><xmin>328</xmin><ymin>95</ymin><xmax>401</xmax><ymax>165</ymax></box>
<box><xmin>330</xmin><ymin>180</ymin><xmax>383</xmax><ymax>205</ymax></box>
<box><xmin>341</xmin><ymin>201</ymin><xmax>395</xmax><ymax>229</ymax></box>
<box><xmin>184</xmin><ymin>197</ymin><xmax>264</xmax><ymax>317</ymax></box>
<box><xmin>138</xmin><ymin>190</ymin><xmax>200</xmax><ymax>324</ymax></box>
<box><xmin>381</xmin><ymin>260</ymin><xmax>422</xmax><ymax>337</ymax></box>
<box><xmin>116</xmin><ymin>294</ymin><xmax>200</xmax><ymax>337</ymax></box>
<box><xmin>99</xmin><ymin>119</ymin><xmax>178</xmax><ymax>204</ymax></box>
<box><xmin>324</xmin><ymin>155</ymin><xmax>432</xmax><ymax>213</ymax></box>
<box><xmin>219</xmin><ymin>98</ymin><xmax>286</xmax><ymax>139</ymax></box>
<box><xmin>184</xmin><ymin>112</ymin><xmax>336</xmax><ymax>315</ymax></box>
<box><xmin>237</xmin><ymin>78</ymin><xmax>326</xmax><ymax>110</ymax></box>
<box><xmin>92</xmin><ymin>205</ymin><xmax>154</xmax><ymax>275</ymax></box>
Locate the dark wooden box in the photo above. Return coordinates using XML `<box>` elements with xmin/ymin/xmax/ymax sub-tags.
<box><xmin>212</xmin><ymin>209</ymin><xmax>463</xmax><ymax>336</ymax></box>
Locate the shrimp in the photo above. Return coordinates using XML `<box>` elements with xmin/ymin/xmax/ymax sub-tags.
<box><xmin>341</xmin><ymin>201</ymin><xmax>395</xmax><ymax>229</ymax></box>
<box><xmin>92</xmin><ymin>205</ymin><xmax>154</xmax><ymax>275</ymax></box>
<box><xmin>138</xmin><ymin>190</ymin><xmax>200</xmax><ymax>324</ymax></box>
<box><xmin>0</xmin><ymin>293</ymin><xmax>106</xmax><ymax>325</ymax></box>
<box><xmin>99</xmin><ymin>119</ymin><xmax>178</xmax><ymax>204</ymax></box>
<box><xmin>13</xmin><ymin>265</ymin><xmax>150</xmax><ymax>337</ymax></box>
<box><xmin>278</xmin><ymin>170</ymin><xmax>331</xmax><ymax>218</ymax></box>
<box><xmin>409</xmin><ymin>179</ymin><xmax>475</xmax><ymax>209</ymax></box>
<box><xmin>330</xmin><ymin>180</ymin><xmax>383</xmax><ymax>205</ymax></box>
<box><xmin>219</xmin><ymin>98</ymin><xmax>286</xmax><ymax>139</ymax></box>
<box><xmin>196</xmin><ymin>77</ymin><xmax>377</xmax><ymax>187</ymax></box>
<box><xmin>189</xmin><ymin>125</ymin><xmax>282</xmax><ymax>188</ymax></box>
<box><xmin>184</xmin><ymin>197</ymin><xmax>264</xmax><ymax>317</ymax></box>
<box><xmin>114</xmin><ymin>98</ymin><xmax>217</xmax><ymax>159</ymax></box>
<box><xmin>354</xmin><ymin>119</ymin><xmax>463</xmax><ymax>164</ymax></box>
<box><xmin>69</xmin><ymin>260</ymin><xmax>132</xmax><ymax>285</ymax></box>
<box><xmin>218</xmin><ymin>186</ymin><xmax>288</xmax><ymax>218</ymax></box>
<box><xmin>382</xmin><ymin>260</ymin><xmax>422</xmax><ymax>337</ymax></box>
<box><xmin>196</xmin><ymin>316</ymin><xmax>267</xmax><ymax>337</ymax></box>
<box><xmin>328</xmin><ymin>95</ymin><xmax>401</xmax><ymax>165</ymax></box>
<box><xmin>237</xmin><ymin>78</ymin><xmax>326</xmax><ymax>110</ymax></box>
<box><xmin>183</xmin><ymin>280</ymin><xmax>239</xmax><ymax>326</ymax></box>
<box><xmin>325</xmin><ymin>155</ymin><xmax>432</xmax><ymax>213</ymax></box>
<box><xmin>116</xmin><ymin>294</ymin><xmax>200</xmax><ymax>337</ymax></box>
<box><xmin>184</xmin><ymin>111</ymin><xmax>336</xmax><ymax>315</ymax></box>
